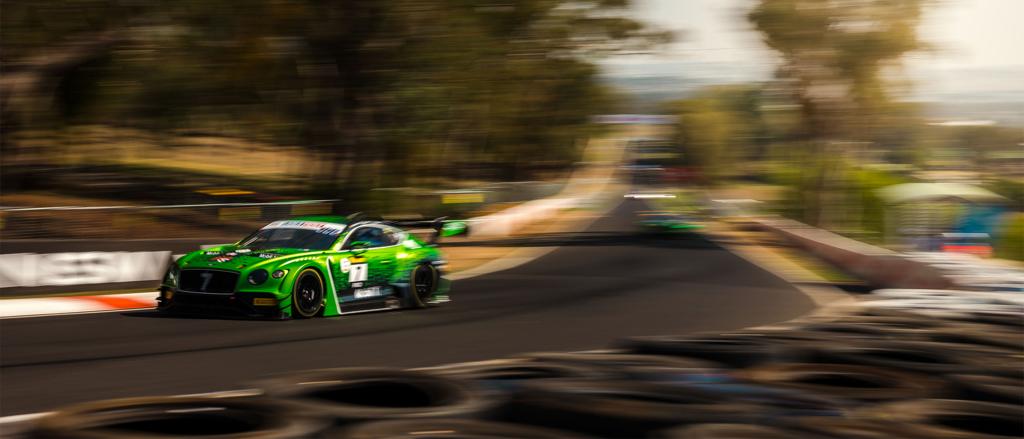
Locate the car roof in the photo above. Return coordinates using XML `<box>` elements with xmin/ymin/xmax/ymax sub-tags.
<box><xmin>286</xmin><ymin>215</ymin><xmax>350</xmax><ymax>225</ymax></box>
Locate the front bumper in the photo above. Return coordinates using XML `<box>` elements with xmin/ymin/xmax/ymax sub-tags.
<box><xmin>158</xmin><ymin>288</ymin><xmax>284</xmax><ymax>319</ymax></box>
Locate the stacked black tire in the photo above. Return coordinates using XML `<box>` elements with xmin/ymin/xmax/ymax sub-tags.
<box><xmin>23</xmin><ymin>294</ymin><xmax>1023</xmax><ymax>438</ymax></box>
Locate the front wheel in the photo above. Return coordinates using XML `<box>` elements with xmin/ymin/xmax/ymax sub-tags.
<box><xmin>405</xmin><ymin>263</ymin><xmax>438</xmax><ymax>309</ymax></box>
<box><xmin>292</xmin><ymin>269</ymin><xmax>325</xmax><ymax>318</ymax></box>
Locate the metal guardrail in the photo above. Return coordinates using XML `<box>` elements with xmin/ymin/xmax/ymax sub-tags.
<box><xmin>0</xmin><ymin>199</ymin><xmax>339</xmax><ymax>212</ymax></box>
<box><xmin>0</xmin><ymin>199</ymin><xmax>341</xmax><ymax>240</ymax></box>
<box><xmin>0</xmin><ymin>180</ymin><xmax>566</xmax><ymax>240</ymax></box>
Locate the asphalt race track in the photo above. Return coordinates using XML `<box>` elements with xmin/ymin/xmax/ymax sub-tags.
<box><xmin>0</xmin><ymin>200</ymin><xmax>816</xmax><ymax>416</ymax></box>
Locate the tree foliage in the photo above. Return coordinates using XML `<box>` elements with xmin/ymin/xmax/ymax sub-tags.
<box><xmin>1</xmin><ymin>0</ymin><xmax>669</xmax><ymax>193</ymax></box>
<box><xmin>748</xmin><ymin>0</ymin><xmax>926</xmax><ymax>140</ymax></box>
<box><xmin>747</xmin><ymin>0</ymin><xmax>927</xmax><ymax>226</ymax></box>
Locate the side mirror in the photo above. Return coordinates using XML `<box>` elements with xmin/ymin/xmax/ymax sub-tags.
<box><xmin>349</xmin><ymin>241</ymin><xmax>371</xmax><ymax>255</ymax></box>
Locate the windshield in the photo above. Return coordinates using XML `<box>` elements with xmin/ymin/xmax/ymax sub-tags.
<box><xmin>238</xmin><ymin>228</ymin><xmax>340</xmax><ymax>250</ymax></box>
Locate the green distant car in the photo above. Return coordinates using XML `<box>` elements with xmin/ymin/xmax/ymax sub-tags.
<box><xmin>158</xmin><ymin>215</ymin><xmax>466</xmax><ymax>319</ymax></box>
<box><xmin>637</xmin><ymin>211</ymin><xmax>704</xmax><ymax>233</ymax></box>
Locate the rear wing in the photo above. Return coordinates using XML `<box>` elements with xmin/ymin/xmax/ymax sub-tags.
<box><xmin>346</xmin><ymin>212</ymin><xmax>470</xmax><ymax>244</ymax></box>
<box><xmin>385</xmin><ymin>218</ymin><xmax>469</xmax><ymax>244</ymax></box>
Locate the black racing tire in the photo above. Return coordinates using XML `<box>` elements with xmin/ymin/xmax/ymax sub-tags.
<box><xmin>615</xmin><ymin>335</ymin><xmax>795</xmax><ymax>368</ymax></box>
<box><xmin>621</xmin><ymin>363</ymin><xmax>849</xmax><ymax>418</ymax></box>
<box><xmin>423</xmin><ymin>358</ymin><xmax>610</xmax><ymax>392</ymax></box>
<box><xmin>405</xmin><ymin>263</ymin><xmax>439</xmax><ymax>309</ymax></box>
<box><xmin>654</xmin><ymin>423</ymin><xmax>827</xmax><ymax>439</ymax></box>
<box><xmin>830</xmin><ymin>315</ymin><xmax>953</xmax><ymax>331</ymax></box>
<box><xmin>713</xmin><ymin>329</ymin><xmax>825</xmax><ymax>344</ymax></box>
<box><xmin>499</xmin><ymin>379</ymin><xmax>754</xmax><ymax>437</ymax></box>
<box><xmin>292</xmin><ymin>268</ymin><xmax>325</xmax><ymax>318</ymax></box>
<box><xmin>793</xmin><ymin>417</ymin><xmax>933</xmax><ymax>439</ymax></box>
<box><xmin>524</xmin><ymin>349</ymin><xmax>724</xmax><ymax>384</ymax></box>
<box><xmin>943</xmin><ymin>310</ymin><xmax>1024</xmax><ymax>330</ymax></box>
<box><xmin>339</xmin><ymin>418</ymin><xmax>592</xmax><ymax>439</ymax></box>
<box><xmin>922</xmin><ymin>328</ymin><xmax>1024</xmax><ymax>353</ymax></box>
<box><xmin>947</xmin><ymin>374</ymin><xmax>1024</xmax><ymax>406</ymax></box>
<box><xmin>734</xmin><ymin>363</ymin><xmax>943</xmax><ymax>403</ymax></box>
<box><xmin>258</xmin><ymin>367</ymin><xmax>497</xmax><ymax>424</ymax></box>
<box><xmin>855</xmin><ymin>399</ymin><xmax>1024</xmax><ymax>439</ymax></box>
<box><xmin>811</xmin><ymin>306</ymin><xmax>940</xmax><ymax>322</ymax></box>
<box><xmin>28</xmin><ymin>396</ymin><xmax>329</xmax><ymax>438</ymax></box>
<box><xmin>797</xmin><ymin>322</ymin><xmax>929</xmax><ymax>339</ymax></box>
<box><xmin>794</xmin><ymin>340</ymin><xmax>1017</xmax><ymax>376</ymax></box>
<box><xmin>524</xmin><ymin>349</ymin><xmax>724</xmax><ymax>372</ymax></box>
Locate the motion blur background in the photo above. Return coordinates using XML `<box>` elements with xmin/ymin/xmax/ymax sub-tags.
<box><xmin>1</xmin><ymin>0</ymin><xmax>1022</xmax><ymax>257</ymax></box>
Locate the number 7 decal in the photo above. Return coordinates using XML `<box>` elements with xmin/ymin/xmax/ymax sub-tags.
<box><xmin>348</xmin><ymin>263</ymin><xmax>368</xmax><ymax>283</ymax></box>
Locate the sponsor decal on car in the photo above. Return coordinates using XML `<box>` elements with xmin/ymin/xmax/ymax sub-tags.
<box><xmin>261</xmin><ymin>220</ymin><xmax>345</xmax><ymax>235</ymax></box>
<box><xmin>348</xmin><ymin>263</ymin><xmax>368</xmax><ymax>283</ymax></box>
<box><xmin>353</xmin><ymin>286</ymin><xmax>383</xmax><ymax>299</ymax></box>
<box><xmin>211</xmin><ymin>256</ymin><xmax>233</xmax><ymax>263</ymax></box>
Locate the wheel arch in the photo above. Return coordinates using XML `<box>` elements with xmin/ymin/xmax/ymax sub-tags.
<box><xmin>280</xmin><ymin>260</ymin><xmax>341</xmax><ymax>318</ymax></box>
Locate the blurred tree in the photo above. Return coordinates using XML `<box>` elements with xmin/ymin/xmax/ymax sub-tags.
<box><xmin>748</xmin><ymin>0</ymin><xmax>927</xmax><ymax>226</ymax></box>
<box><xmin>1</xmin><ymin>0</ymin><xmax>669</xmax><ymax>197</ymax></box>
<box><xmin>673</xmin><ymin>97</ymin><xmax>734</xmax><ymax>182</ymax></box>
<box><xmin>666</xmin><ymin>84</ymin><xmax>786</xmax><ymax>183</ymax></box>
<box><xmin>943</xmin><ymin>125</ymin><xmax>1022</xmax><ymax>169</ymax></box>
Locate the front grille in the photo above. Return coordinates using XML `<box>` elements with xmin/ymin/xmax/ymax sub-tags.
<box><xmin>179</xmin><ymin>270</ymin><xmax>239</xmax><ymax>294</ymax></box>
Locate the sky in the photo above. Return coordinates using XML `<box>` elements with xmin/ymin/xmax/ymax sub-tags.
<box><xmin>604</xmin><ymin>0</ymin><xmax>1024</xmax><ymax>79</ymax></box>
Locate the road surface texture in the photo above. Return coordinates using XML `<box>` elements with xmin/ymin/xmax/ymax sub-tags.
<box><xmin>0</xmin><ymin>200</ymin><xmax>816</xmax><ymax>415</ymax></box>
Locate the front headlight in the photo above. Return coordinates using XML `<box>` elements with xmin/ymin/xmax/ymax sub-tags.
<box><xmin>248</xmin><ymin>269</ymin><xmax>269</xmax><ymax>285</ymax></box>
<box><xmin>165</xmin><ymin>264</ymin><xmax>180</xmax><ymax>287</ymax></box>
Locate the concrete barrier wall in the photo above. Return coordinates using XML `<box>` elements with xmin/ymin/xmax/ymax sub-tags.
<box><xmin>755</xmin><ymin>218</ymin><xmax>953</xmax><ymax>289</ymax></box>
<box><xmin>0</xmin><ymin>239</ymin><xmax>219</xmax><ymax>296</ymax></box>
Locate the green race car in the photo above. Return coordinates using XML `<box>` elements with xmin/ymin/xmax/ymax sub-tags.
<box><xmin>158</xmin><ymin>215</ymin><xmax>466</xmax><ymax>319</ymax></box>
<box><xmin>637</xmin><ymin>211</ymin><xmax>705</xmax><ymax>233</ymax></box>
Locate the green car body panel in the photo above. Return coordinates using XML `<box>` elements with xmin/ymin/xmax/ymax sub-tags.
<box><xmin>157</xmin><ymin>215</ymin><xmax>453</xmax><ymax>318</ymax></box>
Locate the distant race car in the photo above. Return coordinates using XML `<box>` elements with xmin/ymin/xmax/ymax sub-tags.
<box><xmin>157</xmin><ymin>214</ymin><xmax>468</xmax><ymax>319</ymax></box>
<box><xmin>637</xmin><ymin>211</ymin><xmax>704</xmax><ymax>233</ymax></box>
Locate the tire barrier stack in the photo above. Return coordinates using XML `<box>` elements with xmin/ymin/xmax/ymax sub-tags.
<box><xmin>904</xmin><ymin>252</ymin><xmax>1024</xmax><ymax>293</ymax></box>
<box><xmin>16</xmin><ymin>289</ymin><xmax>1023</xmax><ymax>438</ymax></box>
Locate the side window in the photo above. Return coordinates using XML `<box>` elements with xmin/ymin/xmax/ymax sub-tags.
<box><xmin>344</xmin><ymin>227</ymin><xmax>371</xmax><ymax>248</ymax></box>
<box><xmin>381</xmin><ymin>227</ymin><xmax>401</xmax><ymax>246</ymax></box>
<box><xmin>344</xmin><ymin>226</ymin><xmax>393</xmax><ymax>248</ymax></box>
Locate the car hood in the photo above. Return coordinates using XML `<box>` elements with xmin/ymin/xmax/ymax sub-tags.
<box><xmin>178</xmin><ymin>245</ymin><xmax>316</xmax><ymax>271</ymax></box>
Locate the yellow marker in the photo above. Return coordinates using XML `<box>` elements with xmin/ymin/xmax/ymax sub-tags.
<box><xmin>253</xmin><ymin>298</ymin><xmax>277</xmax><ymax>306</ymax></box>
<box><xmin>196</xmin><ymin>188</ymin><xmax>255</xmax><ymax>196</ymax></box>
<box><xmin>442</xmin><ymin>193</ymin><xmax>485</xmax><ymax>204</ymax></box>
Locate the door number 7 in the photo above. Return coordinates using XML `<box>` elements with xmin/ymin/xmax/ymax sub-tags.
<box><xmin>348</xmin><ymin>263</ymin><xmax>368</xmax><ymax>283</ymax></box>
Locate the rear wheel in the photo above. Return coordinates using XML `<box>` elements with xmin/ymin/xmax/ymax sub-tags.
<box><xmin>292</xmin><ymin>269</ymin><xmax>324</xmax><ymax>318</ymax></box>
<box><xmin>406</xmin><ymin>263</ymin><xmax>438</xmax><ymax>308</ymax></box>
